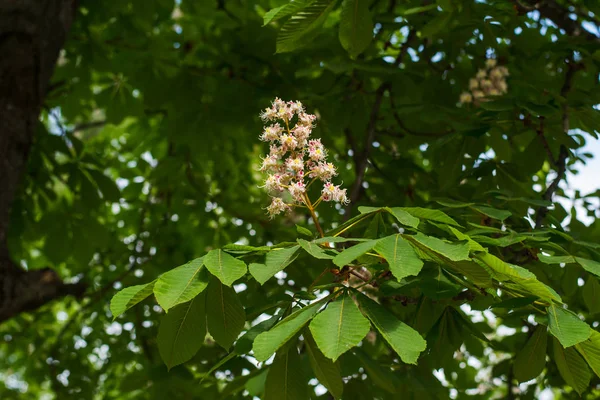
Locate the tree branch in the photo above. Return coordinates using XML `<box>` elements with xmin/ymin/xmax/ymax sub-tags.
<box><xmin>534</xmin><ymin>59</ymin><xmax>581</xmax><ymax>228</ymax></box>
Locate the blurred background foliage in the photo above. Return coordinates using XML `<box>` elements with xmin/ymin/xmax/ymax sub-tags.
<box><xmin>1</xmin><ymin>0</ymin><xmax>600</xmax><ymax>398</ymax></box>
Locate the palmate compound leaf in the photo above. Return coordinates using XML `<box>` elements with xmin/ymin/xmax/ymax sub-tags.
<box><xmin>513</xmin><ymin>326</ymin><xmax>548</xmax><ymax>382</ymax></box>
<box><xmin>304</xmin><ymin>331</ymin><xmax>343</xmax><ymax>399</ymax></box>
<box><xmin>110</xmin><ymin>280</ymin><xmax>155</xmax><ymax>319</ymax></box>
<box><xmin>204</xmin><ymin>249</ymin><xmax>247</xmax><ymax>287</ymax></box>
<box><xmin>553</xmin><ymin>337</ymin><xmax>592</xmax><ymax>395</ymax></box>
<box><xmin>249</xmin><ymin>245</ymin><xmax>301</xmax><ymax>285</ymax></box>
<box><xmin>339</xmin><ymin>0</ymin><xmax>373</xmax><ymax>59</ymax></box>
<box><xmin>374</xmin><ymin>234</ymin><xmax>424</xmax><ymax>281</ymax></box>
<box><xmin>356</xmin><ymin>293</ymin><xmax>427</xmax><ymax>364</ymax></box>
<box><xmin>547</xmin><ymin>304</ymin><xmax>591</xmax><ymax>348</ymax></box>
<box><xmin>309</xmin><ymin>293</ymin><xmax>370</xmax><ymax>361</ymax></box>
<box><xmin>157</xmin><ymin>294</ymin><xmax>206</xmax><ymax>370</ymax></box>
<box><xmin>206</xmin><ymin>278</ymin><xmax>246</xmax><ymax>350</ymax></box>
<box><xmin>276</xmin><ymin>0</ymin><xmax>336</xmax><ymax>53</ymax></box>
<box><xmin>253</xmin><ymin>295</ymin><xmax>331</xmax><ymax>362</ymax></box>
<box><xmin>264</xmin><ymin>346</ymin><xmax>309</xmax><ymax>400</ymax></box>
<box><xmin>154</xmin><ymin>257</ymin><xmax>209</xmax><ymax>312</ymax></box>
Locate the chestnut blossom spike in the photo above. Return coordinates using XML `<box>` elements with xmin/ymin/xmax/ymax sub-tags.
<box><xmin>257</xmin><ymin>99</ymin><xmax>350</xmax><ymax>217</ymax></box>
<box><xmin>460</xmin><ymin>59</ymin><xmax>509</xmax><ymax>106</ymax></box>
<box><xmin>266</xmin><ymin>197</ymin><xmax>290</xmax><ymax>218</ymax></box>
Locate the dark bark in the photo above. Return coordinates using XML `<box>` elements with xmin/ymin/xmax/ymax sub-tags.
<box><xmin>0</xmin><ymin>0</ymin><xmax>85</xmax><ymax>323</ymax></box>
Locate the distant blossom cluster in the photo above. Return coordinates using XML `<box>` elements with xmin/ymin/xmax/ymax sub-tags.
<box><xmin>460</xmin><ymin>59</ymin><xmax>509</xmax><ymax>105</ymax></box>
<box><xmin>259</xmin><ymin>98</ymin><xmax>349</xmax><ymax>217</ymax></box>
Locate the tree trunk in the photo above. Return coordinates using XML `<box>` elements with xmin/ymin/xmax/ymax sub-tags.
<box><xmin>0</xmin><ymin>0</ymin><xmax>85</xmax><ymax>323</ymax></box>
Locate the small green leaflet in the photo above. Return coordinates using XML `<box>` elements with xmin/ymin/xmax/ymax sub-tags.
<box><xmin>206</xmin><ymin>278</ymin><xmax>246</xmax><ymax>350</ymax></box>
<box><xmin>154</xmin><ymin>257</ymin><xmax>209</xmax><ymax>311</ymax></box>
<box><xmin>356</xmin><ymin>293</ymin><xmax>427</xmax><ymax>364</ymax></box>
<box><xmin>304</xmin><ymin>331</ymin><xmax>343</xmax><ymax>399</ymax></box>
<box><xmin>309</xmin><ymin>293</ymin><xmax>370</xmax><ymax>361</ymax></box>
<box><xmin>276</xmin><ymin>0</ymin><xmax>336</xmax><ymax>53</ymax></box>
<box><xmin>353</xmin><ymin>348</ymin><xmax>400</xmax><ymax>393</ymax></box>
<box><xmin>263</xmin><ymin>0</ymin><xmax>314</xmax><ymax>26</ymax></box>
<box><xmin>399</xmin><ymin>207</ymin><xmax>461</xmax><ymax>227</ymax></box>
<box><xmin>204</xmin><ymin>249</ymin><xmax>247</xmax><ymax>287</ymax></box>
<box><xmin>547</xmin><ymin>305</ymin><xmax>591</xmax><ymax>348</ymax></box>
<box><xmin>576</xmin><ymin>257</ymin><xmax>600</xmax><ymax>277</ymax></box>
<box><xmin>471</xmin><ymin>205</ymin><xmax>512</xmax><ymax>221</ymax></box>
<box><xmin>583</xmin><ymin>277</ymin><xmax>600</xmax><ymax>315</ymax></box>
<box><xmin>405</xmin><ymin>233</ymin><xmax>470</xmax><ymax>262</ymax></box>
<box><xmin>296</xmin><ymin>224</ymin><xmax>313</xmax><ymax>237</ymax></box>
<box><xmin>298</xmin><ymin>238</ymin><xmax>334</xmax><ymax>259</ymax></box>
<box><xmin>253</xmin><ymin>297</ymin><xmax>328</xmax><ymax>362</ymax></box>
<box><xmin>264</xmin><ymin>347</ymin><xmax>309</xmax><ymax>400</ymax></box>
<box><xmin>374</xmin><ymin>234</ymin><xmax>423</xmax><ymax>280</ymax></box>
<box><xmin>339</xmin><ymin>0</ymin><xmax>373</xmax><ymax>59</ymax></box>
<box><xmin>553</xmin><ymin>338</ymin><xmax>592</xmax><ymax>395</ymax></box>
<box><xmin>157</xmin><ymin>295</ymin><xmax>206</xmax><ymax>370</ymax></box>
<box><xmin>250</xmin><ymin>245</ymin><xmax>300</xmax><ymax>285</ymax></box>
<box><xmin>332</xmin><ymin>239</ymin><xmax>378</xmax><ymax>267</ymax></box>
<box><xmin>538</xmin><ymin>254</ymin><xmax>576</xmax><ymax>264</ymax></box>
<box><xmin>357</xmin><ymin>206</ymin><xmax>419</xmax><ymax>228</ymax></box>
<box><xmin>110</xmin><ymin>280</ymin><xmax>155</xmax><ymax>319</ymax></box>
<box><xmin>576</xmin><ymin>330</ymin><xmax>600</xmax><ymax>378</ymax></box>
<box><xmin>513</xmin><ymin>326</ymin><xmax>547</xmax><ymax>383</ymax></box>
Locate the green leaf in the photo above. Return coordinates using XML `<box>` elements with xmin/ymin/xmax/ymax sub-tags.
<box><xmin>387</xmin><ymin>207</ymin><xmax>420</xmax><ymax>228</ymax></box>
<box><xmin>305</xmin><ymin>331</ymin><xmax>344</xmax><ymax>399</ymax></box>
<box><xmin>547</xmin><ymin>304</ymin><xmax>591</xmax><ymax>348</ymax></box>
<box><xmin>296</xmin><ymin>224</ymin><xmax>313</xmax><ymax>237</ymax></box>
<box><xmin>87</xmin><ymin>169</ymin><xmax>121</xmax><ymax>202</ymax></box>
<box><xmin>298</xmin><ymin>238</ymin><xmax>334</xmax><ymax>259</ymax></box>
<box><xmin>235</xmin><ymin>312</ymin><xmax>282</xmax><ymax>355</ymax></box>
<box><xmin>583</xmin><ymin>277</ymin><xmax>600</xmax><ymax>315</ymax></box>
<box><xmin>419</xmin><ymin>12</ymin><xmax>452</xmax><ymax>38</ymax></box>
<box><xmin>264</xmin><ymin>347</ymin><xmax>309</xmax><ymax>400</ymax></box>
<box><xmin>475</xmin><ymin>253</ymin><xmax>561</xmax><ymax>302</ymax></box>
<box><xmin>314</xmin><ymin>236</ymin><xmax>370</xmax><ymax>244</ymax></box>
<box><xmin>339</xmin><ymin>0</ymin><xmax>373</xmax><ymax>59</ymax></box>
<box><xmin>403</xmin><ymin>4</ymin><xmax>436</xmax><ymax>15</ymax></box>
<box><xmin>471</xmin><ymin>205</ymin><xmax>512</xmax><ymax>221</ymax></box>
<box><xmin>353</xmin><ymin>348</ymin><xmax>400</xmax><ymax>393</ymax></box>
<box><xmin>538</xmin><ymin>254</ymin><xmax>576</xmax><ymax>264</ymax></box>
<box><xmin>276</xmin><ymin>0</ymin><xmax>336</xmax><ymax>53</ymax></box>
<box><xmin>309</xmin><ymin>293</ymin><xmax>370</xmax><ymax>361</ymax></box>
<box><xmin>576</xmin><ymin>330</ymin><xmax>600</xmax><ymax>378</ymax></box>
<box><xmin>204</xmin><ymin>249</ymin><xmax>247</xmax><ymax>286</ymax></box>
<box><xmin>332</xmin><ymin>240</ymin><xmax>378</xmax><ymax>267</ymax></box>
<box><xmin>399</xmin><ymin>207</ymin><xmax>461</xmax><ymax>227</ymax></box>
<box><xmin>157</xmin><ymin>295</ymin><xmax>206</xmax><ymax>370</ymax></box>
<box><xmin>253</xmin><ymin>297</ymin><xmax>328</xmax><ymax>362</ymax></box>
<box><xmin>249</xmin><ymin>245</ymin><xmax>301</xmax><ymax>285</ymax></box>
<box><xmin>206</xmin><ymin>278</ymin><xmax>246</xmax><ymax>350</ymax></box>
<box><xmin>513</xmin><ymin>326</ymin><xmax>547</xmax><ymax>382</ymax></box>
<box><xmin>553</xmin><ymin>338</ymin><xmax>592</xmax><ymax>395</ymax></box>
<box><xmin>576</xmin><ymin>257</ymin><xmax>600</xmax><ymax>277</ymax></box>
<box><xmin>154</xmin><ymin>257</ymin><xmax>209</xmax><ymax>312</ymax></box>
<box><xmin>405</xmin><ymin>233</ymin><xmax>470</xmax><ymax>262</ymax></box>
<box><xmin>356</xmin><ymin>293</ymin><xmax>427</xmax><ymax>364</ymax></box>
<box><xmin>374</xmin><ymin>234</ymin><xmax>423</xmax><ymax>280</ymax></box>
<box><xmin>110</xmin><ymin>281</ymin><xmax>155</xmax><ymax>319</ymax></box>
<box><xmin>263</xmin><ymin>0</ymin><xmax>313</xmax><ymax>26</ymax></box>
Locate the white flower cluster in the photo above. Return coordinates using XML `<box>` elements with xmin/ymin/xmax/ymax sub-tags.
<box><xmin>259</xmin><ymin>98</ymin><xmax>349</xmax><ymax>217</ymax></box>
<box><xmin>460</xmin><ymin>59</ymin><xmax>509</xmax><ymax>105</ymax></box>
